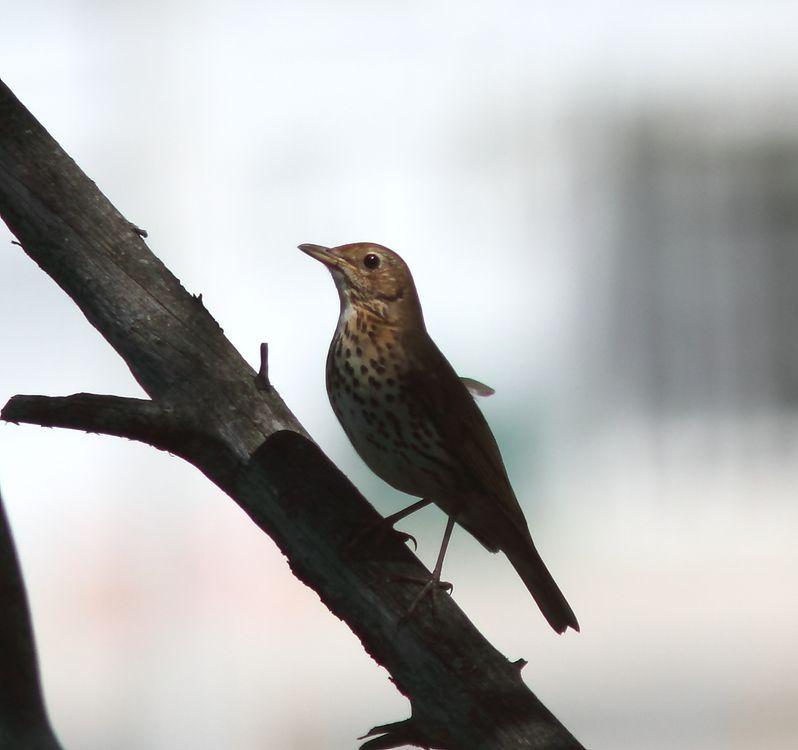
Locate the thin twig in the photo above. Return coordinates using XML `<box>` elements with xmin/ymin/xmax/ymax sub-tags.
<box><xmin>256</xmin><ymin>342</ymin><xmax>272</xmax><ymax>391</ymax></box>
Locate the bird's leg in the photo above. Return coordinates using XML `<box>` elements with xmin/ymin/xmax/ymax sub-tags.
<box><xmin>342</xmin><ymin>498</ymin><xmax>432</xmax><ymax>557</ymax></box>
<box><xmin>397</xmin><ymin>514</ymin><xmax>456</xmax><ymax>621</ymax></box>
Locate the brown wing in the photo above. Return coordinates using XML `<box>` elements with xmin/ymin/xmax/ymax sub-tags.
<box><xmin>399</xmin><ymin>329</ymin><xmax>530</xmax><ymax>535</ymax></box>
<box><xmin>401</xmin><ymin>331</ymin><xmax>580</xmax><ymax>633</ymax></box>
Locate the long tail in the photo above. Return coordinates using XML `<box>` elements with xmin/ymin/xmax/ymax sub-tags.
<box><xmin>506</xmin><ymin>540</ymin><xmax>579</xmax><ymax>634</ymax></box>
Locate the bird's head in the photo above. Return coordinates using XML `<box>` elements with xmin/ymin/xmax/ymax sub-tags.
<box><xmin>299</xmin><ymin>242</ymin><xmax>424</xmax><ymax>327</ymax></box>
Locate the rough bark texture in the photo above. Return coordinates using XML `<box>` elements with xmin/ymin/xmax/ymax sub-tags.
<box><xmin>0</xmin><ymin>78</ymin><xmax>585</xmax><ymax>750</ymax></box>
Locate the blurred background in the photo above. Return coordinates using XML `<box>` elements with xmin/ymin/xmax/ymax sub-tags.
<box><xmin>2</xmin><ymin>2</ymin><xmax>797</xmax><ymax>749</ymax></box>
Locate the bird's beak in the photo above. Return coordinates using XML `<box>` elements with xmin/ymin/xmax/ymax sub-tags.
<box><xmin>298</xmin><ymin>243</ymin><xmax>341</xmax><ymax>269</ymax></box>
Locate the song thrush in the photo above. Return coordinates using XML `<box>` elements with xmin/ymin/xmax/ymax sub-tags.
<box><xmin>299</xmin><ymin>242</ymin><xmax>579</xmax><ymax>633</ymax></box>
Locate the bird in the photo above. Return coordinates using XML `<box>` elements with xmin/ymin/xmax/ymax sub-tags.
<box><xmin>299</xmin><ymin>242</ymin><xmax>579</xmax><ymax>633</ymax></box>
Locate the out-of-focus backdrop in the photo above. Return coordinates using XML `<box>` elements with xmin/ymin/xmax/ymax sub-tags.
<box><xmin>2</xmin><ymin>3</ymin><xmax>797</xmax><ymax>749</ymax></box>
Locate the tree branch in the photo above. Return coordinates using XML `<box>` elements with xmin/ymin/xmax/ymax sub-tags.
<box><xmin>3</xmin><ymin>393</ymin><xmax>176</xmax><ymax>441</ymax></box>
<box><xmin>0</xmin><ymin>77</ymin><xmax>585</xmax><ymax>749</ymax></box>
<box><xmin>0</xmin><ymin>488</ymin><xmax>64</xmax><ymax>750</ymax></box>
<box><xmin>1</xmin><ymin>393</ymin><xmax>231</xmax><ymax>464</ymax></box>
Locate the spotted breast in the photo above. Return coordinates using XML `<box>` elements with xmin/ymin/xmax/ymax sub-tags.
<box><xmin>325</xmin><ymin>306</ymin><xmax>457</xmax><ymax>498</ymax></box>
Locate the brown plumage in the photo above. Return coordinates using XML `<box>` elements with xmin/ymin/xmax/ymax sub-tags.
<box><xmin>299</xmin><ymin>241</ymin><xmax>579</xmax><ymax>633</ymax></box>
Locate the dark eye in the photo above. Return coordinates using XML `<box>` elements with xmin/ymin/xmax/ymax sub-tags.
<box><xmin>363</xmin><ymin>253</ymin><xmax>380</xmax><ymax>269</ymax></box>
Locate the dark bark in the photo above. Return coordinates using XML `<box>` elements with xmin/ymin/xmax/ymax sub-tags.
<box><xmin>0</xmin><ymin>77</ymin><xmax>585</xmax><ymax>750</ymax></box>
<box><xmin>0</xmin><ymin>488</ymin><xmax>64</xmax><ymax>750</ymax></box>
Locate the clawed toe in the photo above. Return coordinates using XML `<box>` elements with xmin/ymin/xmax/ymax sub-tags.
<box><xmin>342</xmin><ymin>519</ymin><xmax>417</xmax><ymax>559</ymax></box>
<box><xmin>393</xmin><ymin>529</ymin><xmax>418</xmax><ymax>551</ymax></box>
<box><xmin>341</xmin><ymin>499</ymin><xmax>431</xmax><ymax>559</ymax></box>
<box><xmin>393</xmin><ymin>573</ymin><xmax>454</xmax><ymax>622</ymax></box>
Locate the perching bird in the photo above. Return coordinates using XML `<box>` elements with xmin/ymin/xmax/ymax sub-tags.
<box><xmin>299</xmin><ymin>242</ymin><xmax>579</xmax><ymax>633</ymax></box>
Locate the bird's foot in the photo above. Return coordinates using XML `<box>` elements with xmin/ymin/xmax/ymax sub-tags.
<box><xmin>342</xmin><ymin>517</ymin><xmax>418</xmax><ymax>559</ymax></box>
<box><xmin>393</xmin><ymin>573</ymin><xmax>453</xmax><ymax>623</ymax></box>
